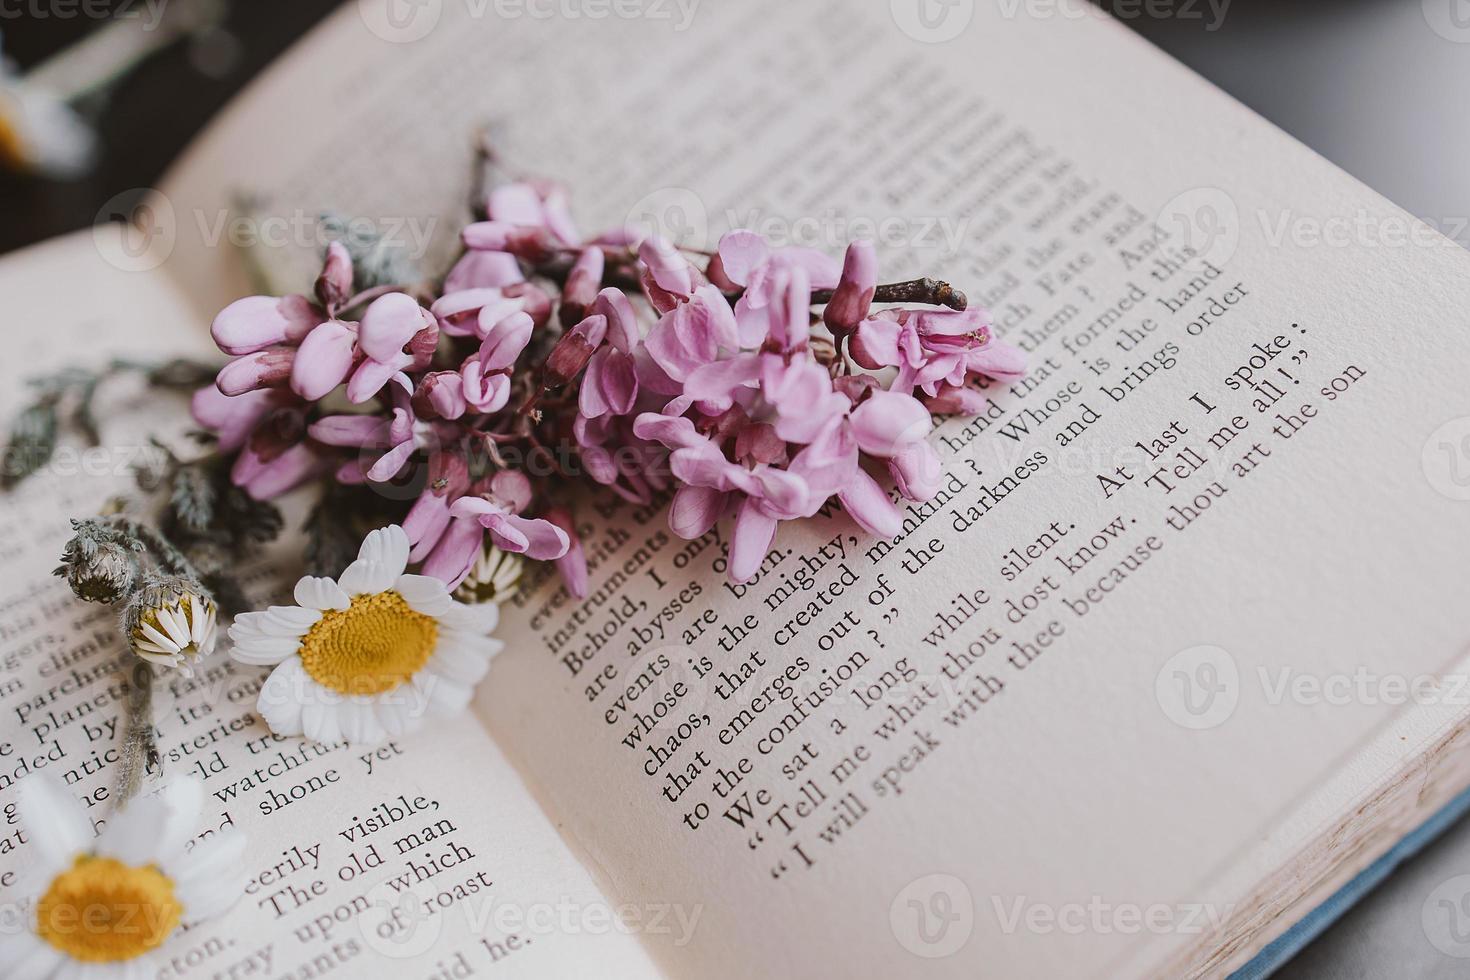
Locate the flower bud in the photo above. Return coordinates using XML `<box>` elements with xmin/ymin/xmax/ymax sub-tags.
<box><xmin>60</xmin><ymin>539</ymin><xmax>139</xmax><ymax>603</ymax></box>
<box><xmin>559</xmin><ymin>247</ymin><xmax>605</xmax><ymax>329</ymax></box>
<box><xmin>543</xmin><ymin>314</ymin><xmax>607</xmax><ymax>388</ymax></box>
<box><xmin>315</xmin><ymin>241</ymin><xmax>354</xmax><ymax>312</ymax></box>
<box><xmin>124</xmin><ymin>576</ymin><xmax>218</xmax><ymax>673</ymax></box>
<box><xmin>452</xmin><ymin>542</ymin><xmax>524</xmax><ymax>605</ymax></box>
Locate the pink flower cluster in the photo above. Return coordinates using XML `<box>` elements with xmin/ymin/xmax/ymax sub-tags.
<box><xmin>193</xmin><ymin>182</ymin><xmax>1024</xmax><ymax>594</ymax></box>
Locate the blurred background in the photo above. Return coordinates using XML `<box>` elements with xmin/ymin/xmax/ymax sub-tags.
<box><xmin>2</xmin><ymin>1</ymin><xmax>1468</xmax><ymax>975</ymax></box>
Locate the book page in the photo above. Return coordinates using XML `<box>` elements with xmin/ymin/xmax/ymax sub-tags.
<box><xmin>147</xmin><ymin>2</ymin><xmax>1470</xmax><ymax>976</ymax></box>
<box><xmin>0</xmin><ymin>231</ymin><xmax>661</xmax><ymax>978</ymax></box>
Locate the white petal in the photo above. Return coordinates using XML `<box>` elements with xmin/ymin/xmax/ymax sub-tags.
<box><xmin>18</xmin><ymin>774</ymin><xmax>92</xmax><ymax>870</ymax></box>
<box><xmin>151</xmin><ymin>777</ymin><xmax>204</xmax><ymax>866</ymax></box>
<box><xmin>294</xmin><ymin>576</ymin><xmax>350</xmax><ymax>611</ymax></box>
<box><xmin>336</xmin><ymin>699</ymin><xmax>388</xmax><ymax>747</ymax></box>
<box><xmin>188</xmin><ymin>593</ymin><xmax>208</xmax><ymax>646</ymax></box>
<box><xmin>97</xmin><ymin>793</ymin><xmax>167</xmax><ymax>865</ymax></box>
<box><xmin>257</xmin><ymin>659</ymin><xmax>309</xmax><ymax>736</ymax></box>
<box><xmin>416</xmin><ymin>672</ymin><xmax>473</xmax><ymax>717</ymax></box>
<box><xmin>425</xmin><ymin>649</ymin><xmax>490</xmax><ymax>688</ymax></box>
<box><xmin>0</xmin><ymin>929</ymin><xmax>65</xmax><ymax>980</ymax></box>
<box><xmin>359</xmin><ymin>525</ymin><xmax>410</xmax><ymax>578</ymax></box>
<box><xmin>338</xmin><ymin>558</ymin><xmax>393</xmax><ymax>597</ymax></box>
<box><xmin>375</xmin><ymin>700</ymin><xmax>415</xmax><ymax>739</ymax></box>
<box><xmin>394</xmin><ymin>574</ymin><xmax>453</xmax><ymax>616</ymax></box>
<box><xmin>302</xmin><ymin>701</ymin><xmax>343</xmax><ymax>744</ymax></box>
<box><xmin>168</xmin><ymin>831</ymin><xmax>247</xmax><ymax>920</ymax></box>
<box><xmin>233</xmin><ymin>606</ymin><xmax>320</xmax><ymax>638</ymax></box>
<box><xmin>438</xmin><ymin>600</ymin><xmax>500</xmax><ymax>634</ymax></box>
<box><xmin>138</xmin><ymin>620</ymin><xmax>181</xmax><ymax>654</ymax></box>
<box><xmin>229</xmin><ymin>633</ymin><xmax>302</xmax><ymax>666</ymax></box>
<box><xmin>156</xmin><ymin>605</ymin><xmax>190</xmax><ymax>645</ymax></box>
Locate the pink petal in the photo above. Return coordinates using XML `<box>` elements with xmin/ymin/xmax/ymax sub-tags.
<box><xmin>191</xmin><ymin>386</ymin><xmax>273</xmax><ymax>452</ymax></box>
<box><xmin>669</xmin><ymin>485</ymin><xmax>728</xmax><ymax>539</ymax></box>
<box><xmin>850</xmin><ymin>315</ymin><xmax>903</xmax><ymax>370</ymax></box>
<box><xmin>347</xmin><ymin>355</ymin><xmax>408</xmax><ymax>405</ymax></box>
<box><xmin>495</xmin><ymin>514</ymin><xmax>570</xmax><ymax>560</ymax></box>
<box><xmin>290</xmin><ymin>320</ymin><xmax>358</xmax><ymax>400</ymax></box>
<box><xmin>445</xmin><ymin>250</ymin><xmax>524</xmax><ymax>292</ymax></box>
<box><xmin>837</xmin><ymin>468</ymin><xmax>902</xmax><ymax>538</ymax></box>
<box><xmin>715</xmin><ymin>230</ymin><xmax>770</xmax><ymax>287</ymax></box>
<box><xmin>420</xmin><ymin>516</ymin><xmax>483</xmax><ymax>588</ymax></box>
<box><xmin>849</xmin><ymin>390</ymin><xmax>932</xmax><ymax>458</ymax></box>
<box><xmin>545</xmin><ymin>509</ymin><xmax>587</xmax><ymax>597</ymax></box>
<box><xmin>824</xmin><ymin>240</ymin><xmax>877</xmax><ymax>333</ymax></box>
<box><xmin>358</xmin><ymin>292</ymin><xmax>429</xmax><ymax>362</ymax></box>
<box><xmin>366</xmin><ymin>438</ymin><xmax>417</xmax><ymax>482</ymax></box>
<box><xmin>728</xmin><ymin>497</ymin><xmax>778</xmax><ymax>583</ymax></box>
<box><xmin>593</xmin><ymin>287</ymin><xmax>640</xmax><ymax>352</ymax></box>
<box><xmin>489</xmin><ymin>183</ymin><xmax>545</xmax><ymax>225</ymax></box>
<box><xmin>479</xmin><ymin>311</ymin><xmax>534</xmax><ymax>372</ymax></box>
<box><xmin>309</xmin><ymin>414</ymin><xmax>390</xmax><ymax>447</ymax></box>
<box><xmin>237</xmin><ymin>443</ymin><xmax>319</xmax><ymax>501</ymax></box>
<box><xmin>684</xmin><ymin>353</ymin><xmax>760</xmax><ymax>412</ymax></box>
<box><xmin>405</xmin><ymin>491</ymin><xmax>452</xmax><ymax>560</ymax></box>
<box><xmin>216</xmin><ymin>348</ymin><xmax>294</xmax><ymax>396</ymax></box>
<box><xmin>967</xmin><ymin>341</ymin><xmax>1028</xmax><ymax>383</ymax></box>
<box><xmin>890</xmin><ymin>441</ymin><xmax>943</xmax><ymax>502</ymax></box>
<box><xmin>638</xmin><ymin>236</ymin><xmax>693</xmax><ymax>297</ymax></box>
<box><xmin>212</xmin><ymin>294</ymin><xmax>318</xmax><ymax>355</ymax></box>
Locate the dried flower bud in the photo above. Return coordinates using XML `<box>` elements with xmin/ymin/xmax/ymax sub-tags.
<box><xmin>542</xmin><ymin>314</ymin><xmax>607</xmax><ymax>389</ymax></box>
<box><xmin>315</xmin><ymin>241</ymin><xmax>355</xmax><ymax>312</ymax></box>
<box><xmin>453</xmin><ymin>541</ymin><xmax>524</xmax><ymax>605</ymax></box>
<box><xmin>823</xmin><ymin>240</ymin><xmax>877</xmax><ymax>335</ymax></box>
<box><xmin>559</xmin><ymin>247</ymin><xmax>606</xmax><ymax>329</ymax></box>
<box><xmin>124</xmin><ymin>575</ymin><xmax>218</xmax><ymax>673</ymax></box>
<box><xmin>60</xmin><ymin>539</ymin><xmax>139</xmax><ymax>603</ymax></box>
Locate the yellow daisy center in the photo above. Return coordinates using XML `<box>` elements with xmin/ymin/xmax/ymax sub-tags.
<box><xmin>298</xmin><ymin>591</ymin><xmax>438</xmax><ymax>696</ymax></box>
<box><xmin>37</xmin><ymin>856</ymin><xmax>182</xmax><ymax>963</ymax></box>
<box><xmin>0</xmin><ymin>111</ymin><xmax>26</xmax><ymax>170</ymax></box>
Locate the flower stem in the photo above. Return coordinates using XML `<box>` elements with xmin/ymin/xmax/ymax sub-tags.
<box><xmin>810</xmin><ymin>277</ymin><xmax>969</xmax><ymax>311</ymax></box>
<box><xmin>116</xmin><ymin>662</ymin><xmax>158</xmax><ymax>803</ymax></box>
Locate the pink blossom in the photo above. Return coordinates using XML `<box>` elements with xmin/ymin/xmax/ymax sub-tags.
<box><xmin>347</xmin><ymin>293</ymin><xmax>438</xmax><ymax>404</ymax></box>
<box><xmin>309</xmin><ymin>375</ymin><xmax>438</xmax><ymax>483</ymax></box>
<box><xmin>421</xmin><ymin>471</ymin><xmax>570</xmax><ymax>588</ymax></box>
<box><xmin>851</xmin><ymin>307</ymin><xmax>1027</xmax><ymax>409</ymax></box>
<box><xmin>544</xmin><ymin>508</ymin><xmax>588</xmax><ymax>599</ymax></box>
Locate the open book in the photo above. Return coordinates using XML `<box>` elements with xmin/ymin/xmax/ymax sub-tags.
<box><xmin>4</xmin><ymin>2</ymin><xmax>1470</xmax><ymax>976</ymax></box>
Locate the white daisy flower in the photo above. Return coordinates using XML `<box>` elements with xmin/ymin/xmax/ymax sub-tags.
<box><xmin>0</xmin><ymin>774</ymin><xmax>246</xmax><ymax>977</ymax></box>
<box><xmin>229</xmin><ymin>525</ymin><xmax>503</xmax><ymax>746</ymax></box>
